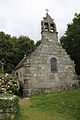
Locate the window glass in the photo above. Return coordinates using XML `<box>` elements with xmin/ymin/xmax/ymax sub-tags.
<box><xmin>50</xmin><ymin>58</ymin><xmax>58</xmax><ymax>72</ymax></box>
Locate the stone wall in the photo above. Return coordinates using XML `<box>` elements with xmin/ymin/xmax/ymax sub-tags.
<box><xmin>23</xmin><ymin>32</ymin><xmax>79</xmax><ymax>97</ymax></box>
<box><xmin>15</xmin><ymin>67</ymin><xmax>24</xmax><ymax>90</ymax></box>
<box><xmin>21</xmin><ymin>14</ymin><xmax>79</xmax><ymax>97</ymax></box>
<box><xmin>0</xmin><ymin>95</ymin><xmax>19</xmax><ymax>120</ymax></box>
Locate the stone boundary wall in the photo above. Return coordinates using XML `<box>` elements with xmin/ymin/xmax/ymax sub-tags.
<box><xmin>0</xmin><ymin>95</ymin><xmax>20</xmax><ymax>120</ymax></box>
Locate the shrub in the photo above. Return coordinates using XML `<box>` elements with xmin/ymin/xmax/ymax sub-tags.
<box><xmin>78</xmin><ymin>76</ymin><xmax>80</xmax><ymax>86</ymax></box>
<box><xmin>0</xmin><ymin>94</ymin><xmax>20</xmax><ymax>119</ymax></box>
<box><xmin>0</xmin><ymin>74</ymin><xmax>20</xmax><ymax>95</ymax></box>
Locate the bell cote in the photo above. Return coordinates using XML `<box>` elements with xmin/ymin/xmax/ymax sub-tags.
<box><xmin>41</xmin><ymin>13</ymin><xmax>57</xmax><ymax>34</ymax></box>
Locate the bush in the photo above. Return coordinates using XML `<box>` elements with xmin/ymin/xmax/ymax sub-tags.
<box><xmin>78</xmin><ymin>76</ymin><xmax>80</xmax><ymax>86</ymax></box>
<box><xmin>0</xmin><ymin>94</ymin><xmax>20</xmax><ymax>119</ymax></box>
<box><xmin>0</xmin><ymin>74</ymin><xmax>20</xmax><ymax>95</ymax></box>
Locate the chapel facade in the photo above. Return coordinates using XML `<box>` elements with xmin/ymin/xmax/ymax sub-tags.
<box><xmin>14</xmin><ymin>13</ymin><xmax>78</xmax><ymax>97</ymax></box>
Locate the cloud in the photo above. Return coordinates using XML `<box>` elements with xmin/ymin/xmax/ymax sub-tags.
<box><xmin>0</xmin><ymin>0</ymin><xmax>80</xmax><ymax>41</ymax></box>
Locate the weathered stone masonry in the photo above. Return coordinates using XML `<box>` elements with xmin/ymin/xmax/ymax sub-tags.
<box><xmin>14</xmin><ymin>13</ymin><xmax>78</xmax><ymax>97</ymax></box>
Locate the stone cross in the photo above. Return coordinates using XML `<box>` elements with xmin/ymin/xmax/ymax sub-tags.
<box><xmin>45</xmin><ymin>9</ymin><xmax>49</xmax><ymax>14</ymax></box>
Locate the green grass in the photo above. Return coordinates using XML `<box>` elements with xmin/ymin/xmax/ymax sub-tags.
<box><xmin>15</xmin><ymin>89</ymin><xmax>80</xmax><ymax>120</ymax></box>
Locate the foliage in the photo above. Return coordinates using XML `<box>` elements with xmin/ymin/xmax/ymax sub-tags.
<box><xmin>0</xmin><ymin>32</ymin><xmax>36</xmax><ymax>73</ymax></box>
<box><xmin>0</xmin><ymin>95</ymin><xmax>20</xmax><ymax>119</ymax></box>
<box><xmin>78</xmin><ymin>76</ymin><xmax>80</xmax><ymax>86</ymax></box>
<box><xmin>35</xmin><ymin>40</ymin><xmax>42</xmax><ymax>47</ymax></box>
<box><xmin>0</xmin><ymin>31</ymin><xmax>42</xmax><ymax>73</ymax></box>
<box><xmin>16</xmin><ymin>89</ymin><xmax>80</xmax><ymax>120</ymax></box>
<box><xmin>60</xmin><ymin>13</ymin><xmax>80</xmax><ymax>75</ymax></box>
<box><xmin>0</xmin><ymin>74</ymin><xmax>20</xmax><ymax>95</ymax></box>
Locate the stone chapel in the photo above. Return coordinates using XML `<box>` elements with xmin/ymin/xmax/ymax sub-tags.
<box><xmin>14</xmin><ymin>13</ymin><xmax>78</xmax><ymax>97</ymax></box>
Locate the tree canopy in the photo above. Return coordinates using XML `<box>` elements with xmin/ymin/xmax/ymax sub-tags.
<box><xmin>60</xmin><ymin>13</ymin><xmax>80</xmax><ymax>75</ymax></box>
<box><xmin>0</xmin><ymin>32</ymin><xmax>41</xmax><ymax>73</ymax></box>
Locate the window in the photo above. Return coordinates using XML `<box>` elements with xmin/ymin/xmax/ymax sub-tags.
<box><xmin>44</xmin><ymin>22</ymin><xmax>49</xmax><ymax>31</ymax></box>
<box><xmin>50</xmin><ymin>57</ymin><xmax>58</xmax><ymax>72</ymax></box>
<box><xmin>50</xmin><ymin>24</ymin><xmax>54</xmax><ymax>32</ymax></box>
<box><xmin>16</xmin><ymin>72</ymin><xmax>18</xmax><ymax>78</ymax></box>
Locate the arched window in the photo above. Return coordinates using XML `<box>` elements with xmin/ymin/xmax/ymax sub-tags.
<box><xmin>50</xmin><ymin>24</ymin><xmax>54</xmax><ymax>32</ymax></box>
<box><xmin>50</xmin><ymin>57</ymin><xmax>58</xmax><ymax>72</ymax></box>
<box><xmin>44</xmin><ymin>22</ymin><xmax>49</xmax><ymax>31</ymax></box>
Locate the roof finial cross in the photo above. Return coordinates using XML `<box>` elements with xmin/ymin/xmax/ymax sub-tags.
<box><xmin>45</xmin><ymin>9</ymin><xmax>49</xmax><ymax>15</ymax></box>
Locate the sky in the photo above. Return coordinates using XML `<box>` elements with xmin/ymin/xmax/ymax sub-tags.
<box><xmin>0</xmin><ymin>0</ymin><xmax>80</xmax><ymax>42</ymax></box>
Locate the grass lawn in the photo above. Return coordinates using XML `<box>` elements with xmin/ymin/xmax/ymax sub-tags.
<box><xmin>15</xmin><ymin>89</ymin><xmax>80</xmax><ymax>120</ymax></box>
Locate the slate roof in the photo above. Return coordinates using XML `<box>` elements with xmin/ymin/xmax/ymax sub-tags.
<box><xmin>14</xmin><ymin>56</ymin><xmax>27</xmax><ymax>70</ymax></box>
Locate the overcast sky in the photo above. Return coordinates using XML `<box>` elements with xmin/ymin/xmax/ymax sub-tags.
<box><xmin>0</xmin><ymin>0</ymin><xmax>80</xmax><ymax>42</ymax></box>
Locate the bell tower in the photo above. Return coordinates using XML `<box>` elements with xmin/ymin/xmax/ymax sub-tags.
<box><xmin>41</xmin><ymin>11</ymin><xmax>57</xmax><ymax>34</ymax></box>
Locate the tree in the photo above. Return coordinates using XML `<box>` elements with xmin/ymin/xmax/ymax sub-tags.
<box><xmin>36</xmin><ymin>40</ymin><xmax>42</xmax><ymax>47</ymax></box>
<box><xmin>0</xmin><ymin>31</ymin><xmax>42</xmax><ymax>73</ymax></box>
<box><xmin>14</xmin><ymin>36</ymin><xmax>36</xmax><ymax>69</ymax></box>
<box><xmin>0</xmin><ymin>32</ymin><xmax>35</xmax><ymax>73</ymax></box>
<box><xmin>0</xmin><ymin>32</ymin><xmax>15</xmax><ymax>73</ymax></box>
<box><xmin>60</xmin><ymin>13</ymin><xmax>80</xmax><ymax>75</ymax></box>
